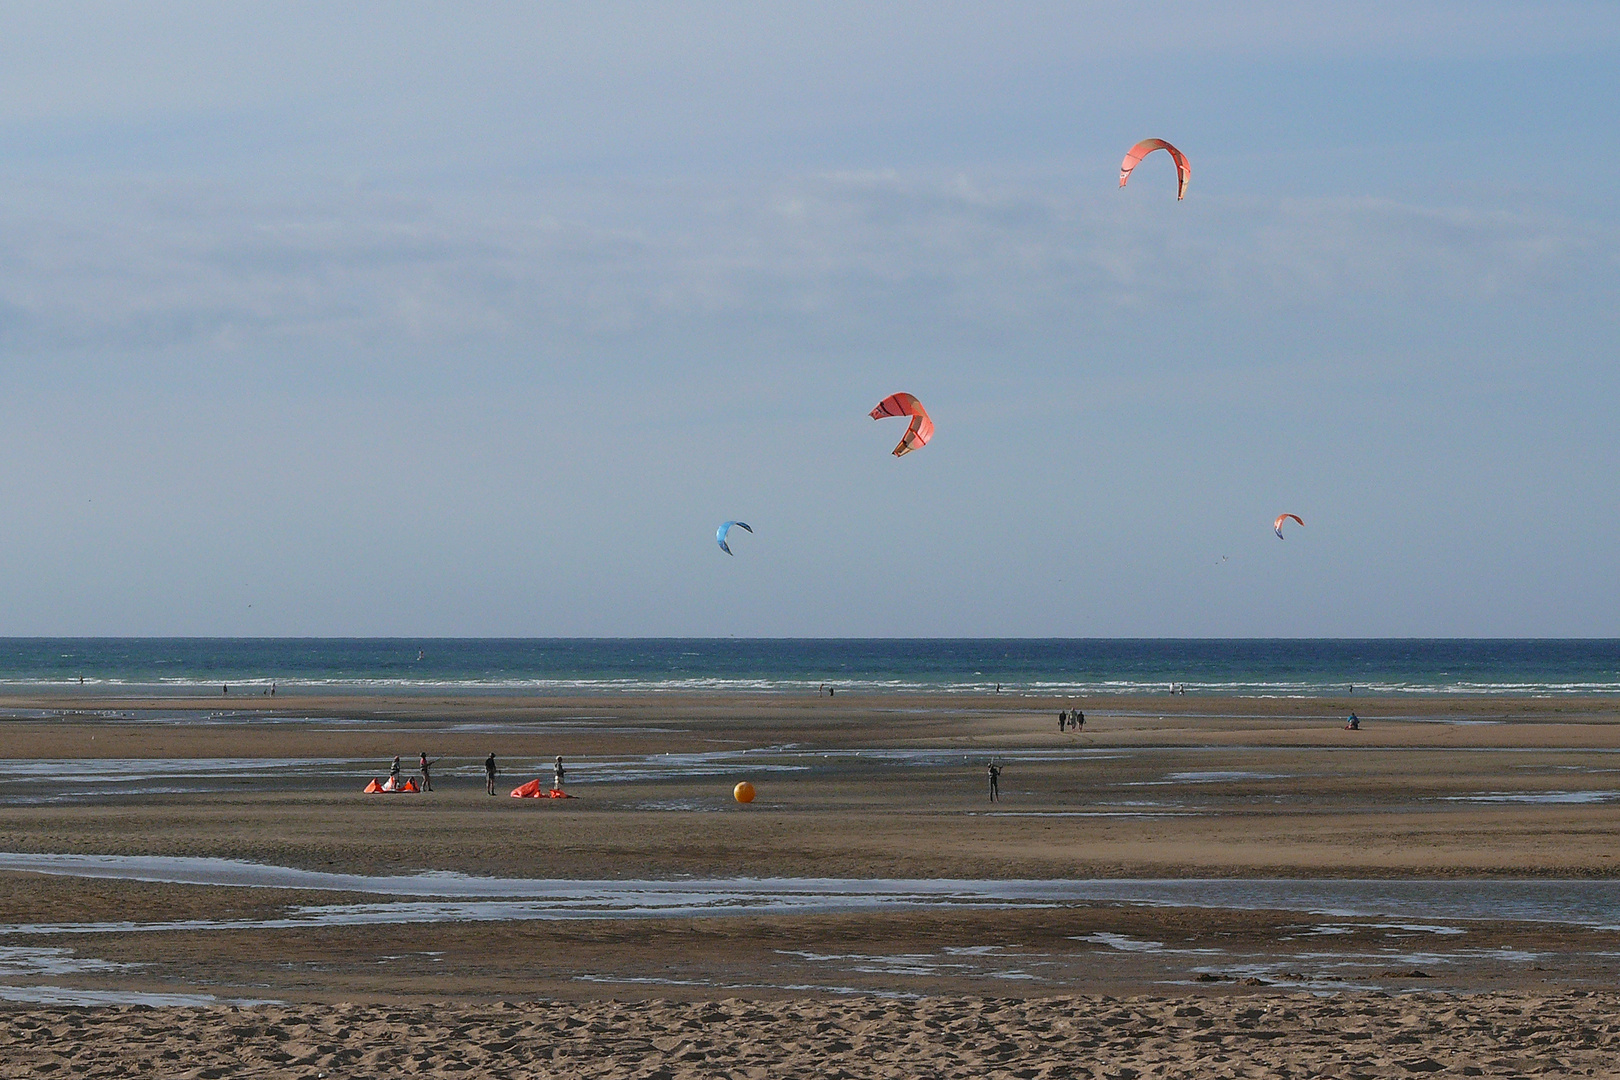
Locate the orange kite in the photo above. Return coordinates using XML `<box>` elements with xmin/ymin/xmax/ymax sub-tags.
<box><xmin>870</xmin><ymin>393</ymin><xmax>933</xmax><ymax>457</ymax></box>
<box><xmin>1119</xmin><ymin>139</ymin><xmax>1190</xmax><ymax>200</ymax></box>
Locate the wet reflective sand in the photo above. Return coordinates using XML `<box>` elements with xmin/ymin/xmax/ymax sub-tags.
<box><xmin>2</xmin><ymin>691</ymin><xmax>1620</xmax><ymax>1009</ymax></box>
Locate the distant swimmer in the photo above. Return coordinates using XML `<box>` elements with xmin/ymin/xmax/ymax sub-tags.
<box><xmin>416</xmin><ymin>650</ymin><xmax>424</xmax><ymax>661</ymax></box>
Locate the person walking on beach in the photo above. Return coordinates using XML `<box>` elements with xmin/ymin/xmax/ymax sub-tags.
<box><xmin>418</xmin><ymin>751</ymin><xmax>436</xmax><ymax>791</ymax></box>
<box><xmin>484</xmin><ymin>753</ymin><xmax>498</xmax><ymax>795</ymax></box>
<box><xmin>1075</xmin><ymin>709</ymin><xmax>1085</xmax><ymax>730</ymax></box>
<box><xmin>552</xmin><ymin>755</ymin><xmax>566</xmax><ymax>792</ymax></box>
<box><xmin>987</xmin><ymin>761</ymin><xmax>1001</xmax><ymax>802</ymax></box>
<box><xmin>1058</xmin><ymin>710</ymin><xmax>1066</xmax><ymax>732</ymax></box>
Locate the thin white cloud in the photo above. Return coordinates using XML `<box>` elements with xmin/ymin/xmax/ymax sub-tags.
<box><xmin>0</xmin><ymin>173</ymin><xmax>1605</xmax><ymax>363</ymax></box>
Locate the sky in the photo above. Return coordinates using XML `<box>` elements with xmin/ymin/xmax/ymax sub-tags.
<box><xmin>0</xmin><ymin>1</ymin><xmax>1617</xmax><ymax>637</ymax></box>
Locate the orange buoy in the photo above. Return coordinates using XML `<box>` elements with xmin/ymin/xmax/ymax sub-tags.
<box><xmin>733</xmin><ymin>781</ymin><xmax>756</xmax><ymax>804</ymax></box>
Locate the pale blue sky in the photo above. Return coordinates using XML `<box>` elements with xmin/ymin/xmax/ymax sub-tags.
<box><xmin>0</xmin><ymin>2</ymin><xmax>1617</xmax><ymax>636</ymax></box>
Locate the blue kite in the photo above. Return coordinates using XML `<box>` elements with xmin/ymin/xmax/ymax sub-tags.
<box><xmin>716</xmin><ymin>521</ymin><xmax>753</xmax><ymax>555</ymax></box>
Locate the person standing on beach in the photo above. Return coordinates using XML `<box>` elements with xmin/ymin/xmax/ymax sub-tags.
<box><xmin>484</xmin><ymin>753</ymin><xmax>498</xmax><ymax>795</ymax></box>
<box><xmin>389</xmin><ymin>756</ymin><xmax>401</xmax><ymax>784</ymax></box>
<box><xmin>1058</xmin><ymin>710</ymin><xmax>1066</xmax><ymax>732</ymax></box>
<box><xmin>1076</xmin><ymin>709</ymin><xmax>1085</xmax><ymax>729</ymax></box>
<box><xmin>987</xmin><ymin>761</ymin><xmax>1001</xmax><ymax>802</ymax></box>
<box><xmin>552</xmin><ymin>755</ymin><xmax>565</xmax><ymax>791</ymax></box>
<box><xmin>418</xmin><ymin>751</ymin><xmax>435</xmax><ymax>791</ymax></box>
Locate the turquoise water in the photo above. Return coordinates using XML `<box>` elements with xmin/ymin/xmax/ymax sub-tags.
<box><xmin>2</xmin><ymin>638</ymin><xmax>1618</xmax><ymax>695</ymax></box>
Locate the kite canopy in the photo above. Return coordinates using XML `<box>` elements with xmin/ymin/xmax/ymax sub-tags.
<box><xmin>1119</xmin><ymin>138</ymin><xmax>1190</xmax><ymax>200</ymax></box>
<box><xmin>1274</xmin><ymin>513</ymin><xmax>1304</xmax><ymax>540</ymax></box>
<box><xmin>716</xmin><ymin>520</ymin><xmax>753</xmax><ymax>555</ymax></box>
<box><xmin>870</xmin><ymin>393</ymin><xmax>934</xmax><ymax>457</ymax></box>
<box><xmin>512</xmin><ymin>779</ymin><xmax>573</xmax><ymax>799</ymax></box>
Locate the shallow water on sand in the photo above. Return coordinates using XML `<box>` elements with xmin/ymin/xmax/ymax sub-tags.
<box><xmin>9</xmin><ymin>855</ymin><xmax>1620</xmax><ymax>1002</ymax></box>
<box><xmin>8</xmin><ymin>745</ymin><xmax>1608</xmax><ymax>808</ymax></box>
<box><xmin>6</xmin><ymin>854</ymin><xmax>1620</xmax><ymax>930</ymax></box>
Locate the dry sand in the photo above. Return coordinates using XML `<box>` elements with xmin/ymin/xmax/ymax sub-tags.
<box><xmin>3</xmin><ymin>992</ymin><xmax>1617</xmax><ymax>1078</ymax></box>
<box><xmin>3</xmin><ymin>691</ymin><xmax>1620</xmax><ymax>1075</ymax></box>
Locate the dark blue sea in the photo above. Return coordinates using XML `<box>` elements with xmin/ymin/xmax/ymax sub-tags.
<box><xmin>3</xmin><ymin>639</ymin><xmax>1619</xmax><ymax>696</ymax></box>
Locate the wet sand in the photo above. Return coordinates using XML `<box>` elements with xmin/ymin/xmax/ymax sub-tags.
<box><xmin>4</xmin><ymin>692</ymin><xmax>1620</xmax><ymax>880</ymax></box>
<box><xmin>3</xmin><ymin>691</ymin><xmax>1620</xmax><ymax>1075</ymax></box>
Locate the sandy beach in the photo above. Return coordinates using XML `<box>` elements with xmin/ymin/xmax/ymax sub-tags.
<box><xmin>4</xmin><ymin>691</ymin><xmax>1620</xmax><ymax>1075</ymax></box>
<box><xmin>4</xmin><ymin>991</ymin><xmax>1619</xmax><ymax>1078</ymax></box>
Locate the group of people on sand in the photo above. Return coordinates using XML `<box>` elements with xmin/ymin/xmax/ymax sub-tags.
<box><xmin>1058</xmin><ymin>708</ymin><xmax>1085</xmax><ymax>731</ymax></box>
<box><xmin>386</xmin><ymin>752</ymin><xmax>568</xmax><ymax>795</ymax></box>
<box><xmin>388</xmin><ymin>752</ymin><xmax>439</xmax><ymax>791</ymax></box>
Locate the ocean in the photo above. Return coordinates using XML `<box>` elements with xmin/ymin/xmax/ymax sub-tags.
<box><xmin>2</xmin><ymin>639</ymin><xmax>1618</xmax><ymax>696</ymax></box>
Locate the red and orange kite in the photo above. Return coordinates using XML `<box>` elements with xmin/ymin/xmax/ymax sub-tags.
<box><xmin>870</xmin><ymin>393</ymin><xmax>933</xmax><ymax>457</ymax></box>
<box><xmin>1119</xmin><ymin>139</ymin><xmax>1190</xmax><ymax>200</ymax></box>
<box><xmin>1274</xmin><ymin>514</ymin><xmax>1303</xmax><ymax>540</ymax></box>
